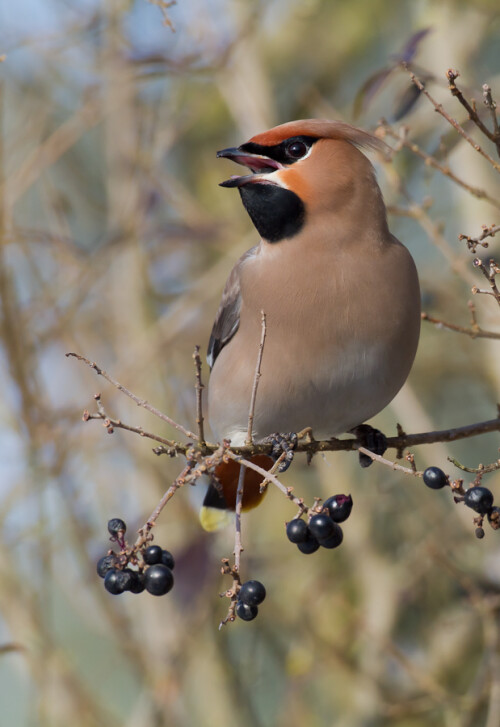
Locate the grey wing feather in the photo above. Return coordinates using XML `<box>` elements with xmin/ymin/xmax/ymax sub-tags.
<box><xmin>207</xmin><ymin>247</ymin><xmax>256</xmax><ymax>369</ymax></box>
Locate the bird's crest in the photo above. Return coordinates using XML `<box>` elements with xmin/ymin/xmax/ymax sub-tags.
<box><xmin>248</xmin><ymin>119</ymin><xmax>387</xmax><ymax>153</ymax></box>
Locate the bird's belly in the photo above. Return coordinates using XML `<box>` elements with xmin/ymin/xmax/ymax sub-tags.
<box><xmin>208</xmin><ymin>335</ymin><xmax>404</xmax><ymax>445</ymax></box>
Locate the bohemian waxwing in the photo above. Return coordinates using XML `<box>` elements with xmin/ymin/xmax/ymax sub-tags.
<box><xmin>200</xmin><ymin>119</ymin><xmax>420</xmax><ymax>531</ymax></box>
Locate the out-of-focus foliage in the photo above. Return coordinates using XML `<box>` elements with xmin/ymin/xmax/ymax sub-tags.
<box><xmin>0</xmin><ymin>1</ymin><xmax>499</xmax><ymax>726</ymax></box>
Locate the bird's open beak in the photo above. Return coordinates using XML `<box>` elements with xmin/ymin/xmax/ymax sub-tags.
<box><xmin>217</xmin><ymin>147</ymin><xmax>283</xmax><ymax>188</ymax></box>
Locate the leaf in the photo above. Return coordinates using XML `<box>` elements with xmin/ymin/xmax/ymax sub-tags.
<box><xmin>353</xmin><ymin>66</ymin><xmax>394</xmax><ymax>119</ymax></box>
<box><xmin>392</xmin><ymin>83</ymin><xmax>422</xmax><ymax>121</ymax></box>
<box><xmin>396</xmin><ymin>27</ymin><xmax>432</xmax><ymax>63</ymax></box>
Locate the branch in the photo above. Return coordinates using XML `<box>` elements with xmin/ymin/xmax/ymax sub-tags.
<box><xmin>193</xmin><ymin>346</ymin><xmax>206</xmax><ymax>447</ymax></box>
<box><xmin>472</xmin><ymin>258</ymin><xmax>500</xmax><ymax>307</ymax></box>
<box><xmin>421</xmin><ymin>311</ymin><xmax>500</xmax><ymax>340</ymax></box>
<box><xmin>246</xmin><ymin>311</ymin><xmax>267</xmax><ymax>446</ymax></box>
<box><xmin>459</xmin><ymin>224</ymin><xmax>500</xmax><ymax>253</ymax></box>
<box><xmin>380</xmin><ymin>122</ymin><xmax>500</xmax><ymax>210</ymax></box>
<box><xmin>404</xmin><ymin>65</ymin><xmax>500</xmax><ymax>174</ymax></box>
<box><xmin>447</xmin><ymin>69</ymin><xmax>500</xmax><ymax>156</ymax></box>
<box><xmin>66</xmin><ymin>351</ymin><xmax>203</xmax><ymax>442</ymax></box>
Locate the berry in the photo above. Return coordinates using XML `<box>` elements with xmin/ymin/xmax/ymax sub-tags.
<box><xmin>286</xmin><ymin>518</ymin><xmax>309</xmax><ymax>543</ymax></box>
<box><xmin>309</xmin><ymin>513</ymin><xmax>335</xmax><ymax>540</ymax></box>
<box><xmin>422</xmin><ymin>467</ymin><xmax>448</xmax><ymax>490</ymax></box>
<box><xmin>97</xmin><ymin>553</ymin><xmax>117</xmax><ymax>578</ymax></box>
<box><xmin>107</xmin><ymin>518</ymin><xmax>127</xmax><ymax>536</ymax></box>
<box><xmin>129</xmin><ymin>571</ymin><xmax>146</xmax><ymax>594</ymax></box>
<box><xmin>475</xmin><ymin>527</ymin><xmax>485</xmax><ymax>540</ymax></box>
<box><xmin>161</xmin><ymin>550</ymin><xmax>175</xmax><ymax>570</ymax></box>
<box><xmin>318</xmin><ymin>523</ymin><xmax>343</xmax><ymax>549</ymax></box>
<box><xmin>239</xmin><ymin>580</ymin><xmax>266</xmax><ymax>606</ymax></box>
<box><xmin>487</xmin><ymin>506</ymin><xmax>500</xmax><ymax>530</ymax></box>
<box><xmin>464</xmin><ymin>486</ymin><xmax>494</xmax><ymax>515</ymax></box>
<box><xmin>236</xmin><ymin>600</ymin><xmax>258</xmax><ymax>621</ymax></box>
<box><xmin>297</xmin><ymin>534</ymin><xmax>320</xmax><ymax>554</ymax></box>
<box><xmin>104</xmin><ymin>569</ymin><xmax>133</xmax><ymax>595</ymax></box>
<box><xmin>145</xmin><ymin>564</ymin><xmax>174</xmax><ymax>596</ymax></box>
<box><xmin>323</xmin><ymin>494</ymin><xmax>353</xmax><ymax>523</ymax></box>
<box><xmin>143</xmin><ymin>545</ymin><xmax>163</xmax><ymax>565</ymax></box>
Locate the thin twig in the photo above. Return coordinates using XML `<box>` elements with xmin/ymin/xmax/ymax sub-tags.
<box><xmin>447</xmin><ymin>70</ymin><xmax>500</xmax><ymax>154</ymax></box>
<box><xmin>246</xmin><ymin>311</ymin><xmax>267</xmax><ymax>446</ymax></box>
<box><xmin>226</xmin><ymin>451</ymin><xmax>304</xmax><ymax>509</ymax></box>
<box><xmin>421</xmin><ymin>312</ymin><xmax>500</xmax><ymax>340</ymax></box>
<box><xmin>233</xmin><ymin>464</ymin><xmax>246</xmax><ymax>574</ymax></box>
<box><xmin>133</xmin><ymin>463</ymin><xmax>193</xmax><ymax>551</ymax></box>
<box><xmin>483</xmin><ymin>84</ymin><xmax>500</xmax><ymax>139</ymax></box>
<box><xmin>84</xmin><ymin>407</ymin><xmax>179</xmax><ymax>450</ymax></box>
<box><xmin>459</xmin><ymin>224</ymin><xmax>500</xmax><ymax>253</ymax></box>
<box><xmin>357</xmin><ymin>447</ymin><xmax>423</xmax><ymax>477</ymax></box>
<box><xmin>448</xmin><ymin>457</ymin><xmax>500</xmax><ymax>475</ymax></box>
<box><xmin>66</xmin><ymin>351</ymin><xmax>201</xmax><ymax>441</ymax></box>
<box><xmin>472</xmin><ymin>258</ymin><xmax>500</xmax><ymax>306</ymax></box>
<box><xmin>379</xmin><ymin>122</ymin><xmax>500</xmax><ymax>210</ymax></box>
<box><xmin>404</xmin><ymin>65</ymin><xmax>500</xmax><ymax>174</ymax></box>
<box><xmin>193</xmin><ymin>345</ymin><xmax>206</xmax><ymax>447</ymax></box>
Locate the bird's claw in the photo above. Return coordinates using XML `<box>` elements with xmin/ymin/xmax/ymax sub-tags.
<box><xmin>264</xmin><ymin>432</ymin><xmax>298</xmax><ymax>472</ymax></box>
<box><xmin>351</xmin><ymin>424</ymin><xmax>387</xmax><ymax>468</ymax></box>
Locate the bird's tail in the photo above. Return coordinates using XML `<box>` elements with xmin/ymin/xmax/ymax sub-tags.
<box><xmin>199</xmin><ymin>454</ymin><xmax>274</xmax><ymax>532</ymax></box>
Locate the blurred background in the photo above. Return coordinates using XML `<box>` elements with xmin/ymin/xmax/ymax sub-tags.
<box><xmin>1</xmin><ymin>0</ymin><xmax>499</xmax><ymax>725</ymax></box>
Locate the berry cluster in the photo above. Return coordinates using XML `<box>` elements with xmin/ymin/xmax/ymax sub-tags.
<box><xmin>286</xmin><ymin>494</ymin><xmax>353</xmax><ymax>554</ymax></box>
<box><xmin>235</xmin><ymin>580</ymin><xmax>266</xmax><ymax>621</ymax></box>
<box><xmin>423</xmin><ymin>466</ymin><xmax>499</xmax><ymax>538</ymax></box>
<box><xmin>97</xmin><ymin>518</ymin><xmax>175</xmax><ymax>596</ymax></box>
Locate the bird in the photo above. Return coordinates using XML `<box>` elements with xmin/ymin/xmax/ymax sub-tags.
<box><xmin>200</xmin><ymin>119</ymin><xmax>420</xmax><ymax>531</ymax></box>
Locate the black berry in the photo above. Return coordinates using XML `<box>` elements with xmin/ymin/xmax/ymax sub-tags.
<box><xmin>239</xmin><ymin>580</ymin><xmax>266</xmax><ymax>606</ymax></box>
<box><xmin>309</xmin><ymin>513</ymin><xmax>335</xmax><ymax>540</ymax></box>
<box><xmin>161</xmin><ymin>550</ymin><xmax>175</xmax><ymax>570</ymax></box>
<box><xmin>464</xmin><ymin>486</ymin><xmax>494</xmax><ymax>515</ymax></box>
<box><xmin>297</xmin><ymin>534</ymin><xmax>320</xmax><ymax>554</ymax></box>
<box><xmin>286</xmin><ymin>518</ymin><xmax>309</xmax><ymax>543</ymax></box>
<box><xmin>104</xmin><ymin>569</ymin><xmax>133</xmax><ymax>595</ymax></box>
<box><xmin>143</xmin><ymin>545</ymin><xmax>163</xmax><ymax>565</ymax></box>
<box><xmin>422</xmin><ymin>467</ymin><xmax>448</xmax><ymax>490</ymax></box>
<box><xmin>318</xmin><ymin>523</ymin><xmax>343</xmax><ymax>549</ymax></box>
<box><xmin>323</xmin><ymin>494</ymin><xmax>353</xmax><ymax>523</ymax></box>
<box><xmin>107</xmin><ymin>518</ymin><xmax>127</xmax><ymax>536</ymax></box>
<box><xmin>145</xmin><ymin>564</ymin><xmax>174</xmax><ymax>596</ymax></box>
<box><xmin>129</xmin><ymin>571</ymin><xmax>146</xmax><ymax>594</ymax></box>
<box><xmin>236</xmin><ymin>600</ymin><xmax>258</xmax><ymax>621</ymax></box>
<box><xmin>97</xmin><ymin>553</ymin><xmax>118</xmax><ymax>578</ymax></box>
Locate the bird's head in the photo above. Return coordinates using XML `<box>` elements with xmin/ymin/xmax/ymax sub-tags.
<box><xmin>217</xmin><ymin>119</ymin><xmax>389</xmax><ymax>243</ymax></box>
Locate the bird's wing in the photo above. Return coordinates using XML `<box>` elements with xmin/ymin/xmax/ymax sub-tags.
<box><xmin>207</xmin><ymin>246</ymin><xmax>257</xmax><ymax>369</ymax></box>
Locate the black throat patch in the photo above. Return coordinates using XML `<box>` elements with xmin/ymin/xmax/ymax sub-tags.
<box><xmin>239</xmin><ymin>184</ymin><xmax>305</xmax><ymax>243</ymax></box>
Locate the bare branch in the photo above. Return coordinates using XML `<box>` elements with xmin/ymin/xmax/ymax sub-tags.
<box><xmin>421</xmin><ymin>311</ymin><xmax>500</xmax><ymax>340</ymax></box>
<box><xmin>379</xmin><ymin>121</ymin><xmax>500</xmax><ymax>210</ymax></box>
<box><xmin>404</xmin><ymin>65</ymin><xmax>500</xmax><ymax>174</ymax></box>
<box><xmin>459</xmin><ymin>224</ymin><xmax>500</xmax><ymax>253</ymax></box>
<box><xmin>233</xmin><ymin>464</ymin><xmax>245</xmax><ymax>574</ymax></box>
<box><xmin>193</xmin><ymin>346</ymin><xmax>206</xmax><ymax>447</ymax></box>
<box><xmin>472</xmin><ymin>258</ymin><xmax>500</xmax><ymax>306</ymax></box>
<box><xmin>246</xmin><ymin>311</ymin><xmax>267</xmax><ymax>446</ymax></box>
<box><xmin>483</xmin><ymin>84</ymin><xmax>500</xmax><ymax>138</ymax></box>
<box><xmin>447</xmin><ymin>69</ymin><xmax>500</xmax><ymax>155</ymax></box>
<box><xmin>66</xmin><ymin>351</ymin><xmax>202</xmax><ymax>442</ymax></box>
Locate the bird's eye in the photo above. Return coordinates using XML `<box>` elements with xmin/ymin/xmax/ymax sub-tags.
<box><xmin>286</xmin><ymin>141</ymin><xmax>307</xmax><ymax>159</ymax></box>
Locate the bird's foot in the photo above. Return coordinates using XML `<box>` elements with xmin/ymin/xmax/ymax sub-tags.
<box><xmin>264</xmin><ymin>432</ymin><xmax>298</xmax><ymax>473</ymax></box>
<box><xmin>350</xmin><ymin>424</ymin><xmax>387</xmax><ymax>468</ymax></box>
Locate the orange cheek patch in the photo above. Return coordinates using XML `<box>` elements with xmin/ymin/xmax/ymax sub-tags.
<box><xmin>278</xmin><ymin>167</ymin><xmax>313</xmax><ymax>206</ymax></box>
<box><xmin>214</xmin><ymin>455</ymin><xmax>274</xmax><ymax>511</ymax></box>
